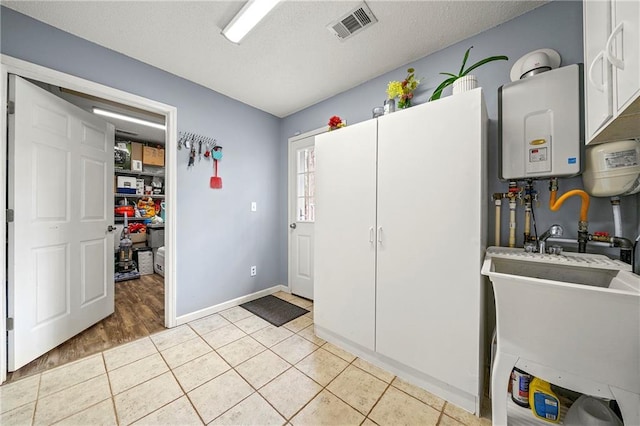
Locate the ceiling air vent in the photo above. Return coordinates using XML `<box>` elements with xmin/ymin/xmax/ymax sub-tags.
<box><xmin>327</xmin><ymin>2</ymin><xmax>377</xmax><ymax>41</ymax></box>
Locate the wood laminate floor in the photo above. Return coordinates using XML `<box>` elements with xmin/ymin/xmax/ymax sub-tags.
<box><xmin>6</xmin><ymin>274</ymin><xmax>165</xmax><ymax>383</ymax></box>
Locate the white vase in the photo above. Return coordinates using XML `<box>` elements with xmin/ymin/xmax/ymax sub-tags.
<box><xmin>452</xmin><ymin>75</ymin><xmax>478</xmax><ymax>95</ymax></box>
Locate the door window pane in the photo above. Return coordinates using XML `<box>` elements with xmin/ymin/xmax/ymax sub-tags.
<box><xmin>296</xmin><ymin>146</ymin><xmax>315</xmax><ymax>222</ymax></box>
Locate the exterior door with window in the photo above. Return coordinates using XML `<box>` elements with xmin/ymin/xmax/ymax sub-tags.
<box><xmin>288</xmin><ymin>134</ymin><xmax>317</xmax><ymax>299</ymax></box>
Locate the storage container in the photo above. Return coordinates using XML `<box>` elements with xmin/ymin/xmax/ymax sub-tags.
<box><xmin>147</xmin><ymin>226</ymin><xmax>164</xmax><ymax>248</ymax></box>
<box><xmin>117</xmin><ymin>176</ymin><xmax>137</xmax><ymax>192</ymax></box>
<box><xmin>154</xmin><ymin>246</ymin><xmax>165</xmax><ymax>276</ymax></box>
<box><xmin>137</xmin><ymin>250</ymin><xmax>154</xmax><ymax>275</ymax></box>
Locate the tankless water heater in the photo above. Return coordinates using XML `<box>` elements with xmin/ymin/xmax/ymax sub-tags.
<box><xmin>499</xmin><ymin>64</ymin><xmax>584</xmax><ymax>180</ymax></box>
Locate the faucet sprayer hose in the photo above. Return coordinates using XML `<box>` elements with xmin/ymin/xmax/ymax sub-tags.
<box><xmin>549</xmin><ymin>189</ymin><xmax>590</xmax><ymax>222</ymax></box>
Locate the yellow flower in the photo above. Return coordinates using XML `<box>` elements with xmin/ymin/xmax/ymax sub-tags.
<box><xmin>386</xmin><ymin>81</ymin><xmax>404</xmax><ymax>99</ymax></box>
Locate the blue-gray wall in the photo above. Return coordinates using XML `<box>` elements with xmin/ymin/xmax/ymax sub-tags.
<box><xmin>280</xmin><ymin>0</ymin><xmax>639</xmax><ymax>280</ymax></box>
<box><xmin>1</xmin><ymin>6</ymin><xmax>283</xmax><ymax>316</ymax></box>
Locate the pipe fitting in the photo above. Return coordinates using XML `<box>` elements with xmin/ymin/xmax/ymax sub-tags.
<box><xmin>611</xmin><ymin>236</ymin><xmax>633</xmax><ymax>249</ymax></box>
<box><xmin>578</xmin><ymin>220</ymin><xmax>589</xmax><ymax>253</ymax></box>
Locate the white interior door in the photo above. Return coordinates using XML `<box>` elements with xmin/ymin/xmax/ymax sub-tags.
<box><xmin>288</xmin><ymin>135</ymin><xmax>316</xmax><ymax>299</ymax></box>
<box><xmin>7</xmin><ymin>75</ymin><xmax>115</xmax><ymax>371</ymax></box>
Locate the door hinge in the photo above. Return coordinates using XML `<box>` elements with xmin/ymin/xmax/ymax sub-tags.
<box><xmin>6</xmin><ymin>318</ymin><xmax>14</xmax><ymax>331</ymax></box>
<box><xmin>7</xmin><ymin>100</ymin><xmax>15</xmax><ymax>115</ymax></box>
<box><xmin>6</xmin><ymin>209</ymin><xmax>14</xmax><ymax>223</ymax></box>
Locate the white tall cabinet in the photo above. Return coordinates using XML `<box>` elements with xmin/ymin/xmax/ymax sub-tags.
<box><xmin>314</xmin><ymin>118</ymin><xmax>378</xmax><ymax>351</ymax></box>
<box><xmin>314</xmin><ymin>89</ymin><xmax>488</xmax><ymax>414</ymax></box>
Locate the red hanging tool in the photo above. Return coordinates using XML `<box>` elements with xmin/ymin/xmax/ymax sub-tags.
<box><xmin>210</xmin><ymin>159</ymin><xmax>222</xmax><ymax>189</ymax></box>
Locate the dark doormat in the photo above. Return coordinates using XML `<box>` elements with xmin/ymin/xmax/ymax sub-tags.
<box><xmin>240</xmin><ymin>295</ymin><xmax>309</xmax><ymax>327</ymax></box>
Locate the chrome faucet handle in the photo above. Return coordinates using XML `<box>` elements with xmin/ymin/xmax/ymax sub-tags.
<box><xmin>548</xmin><ymin>245</ymin><xmax>563</xmax><ymax>255</ymax></box>
<box><xmin>538</xmin><ymin>224</ymin><xmax>564</xmax><ymax>253</ymax></box>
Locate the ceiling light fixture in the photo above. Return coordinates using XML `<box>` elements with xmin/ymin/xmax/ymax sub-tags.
<box><xmin>222</xmin><ymin>0</ymin><xmax>281</xmax><ymax>44</ymax></box>
<box><xmin>93</xmin><ymin>107</ymin><xmax>166</xmax><ymax>130</ymax></box>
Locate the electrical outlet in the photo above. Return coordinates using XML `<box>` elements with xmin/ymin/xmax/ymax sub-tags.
<box><xmin>251</xmin><ymin>202</ymin><xmax>257</xmax><ymax>212</ymax></box>
<box><xmin>250</xmin><ymin>266</ymin><xmax>257</xmax><ymax>276</ymax></box>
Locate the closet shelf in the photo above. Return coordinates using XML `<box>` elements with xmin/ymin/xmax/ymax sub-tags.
<box><xmin>115</xmin><ymin>168</ymin><xmax>165</xmax><ymax>178</ymax></box>
<box><xmin>114</xmin><ymin>217</ymin><xmax>148</xmax><ymax>223</ymax></box>
<box><xmin>115</xmin><ymin>193</ymin><xmax>165</xmax><ymax>199</ymax></box>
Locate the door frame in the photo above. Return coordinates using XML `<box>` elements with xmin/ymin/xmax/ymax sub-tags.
<box><xmin>0</xmin><ymin>54</ymin><xmax>178</xmax><ymax>383</ymax></box>
<box><xmin>287</xmin><ymin>126</ymin><xmax>326</xmax><ymax>293</ymax></box>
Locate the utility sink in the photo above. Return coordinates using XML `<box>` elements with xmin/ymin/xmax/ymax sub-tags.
<box><xmin>482</xmin><ymin>247</ymin><xmax>640</xmax><ymax>425</ymax></box>
<box><xmin>486</xmin><ymin>247</ymin><xmax>637</xmax><ymax>290</ymax></box>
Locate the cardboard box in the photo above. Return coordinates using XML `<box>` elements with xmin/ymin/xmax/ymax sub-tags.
<box><xmin>131</xmin><ymin>142</ymin><xmax>143</xmax><ymax>162</ymax></box>
<box><xmin>143</xmin><ymin>146</ymin><xmax>165</xmax><ymax>166</ymax></box>
<box><xmin>131</xmin><ymin>160</ymin><xmax>143</xmax><ymax>171</ymax></box>
<box><xmin>129</xmin><ymin>233</ymin><xmax>147</xmax><ymax>244</ymax></box>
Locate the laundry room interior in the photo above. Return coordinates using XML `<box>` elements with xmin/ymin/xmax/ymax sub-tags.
<box><xmin>0</xmin><ymin>1</ymin><xmax>639</xmax><ymax>425</ymax></box>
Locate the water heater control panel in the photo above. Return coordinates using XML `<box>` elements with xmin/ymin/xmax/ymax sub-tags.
<box><xmin>499</xmin><ymin>64</ymin><xmax>583</xmax><ymax>180</ymax></box>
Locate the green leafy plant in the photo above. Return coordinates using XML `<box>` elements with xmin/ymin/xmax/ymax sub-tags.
<box><xmin>429</xmin><ymin>46</ymin><xmax>508</xmax><ymax>101</ymax></box>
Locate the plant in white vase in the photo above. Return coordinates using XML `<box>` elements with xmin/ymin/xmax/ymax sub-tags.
<box><xmin>429</xmin><ymin>46</ymin><xmax>508</xmax><ymax>101</ymax></box>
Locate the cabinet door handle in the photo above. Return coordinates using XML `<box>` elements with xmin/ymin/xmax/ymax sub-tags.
<box><xmin>605</xmin><ymin>21</ymin><xmax>625</xmax><ymax>70</ymax></box>
<box><xmin>377</xmin><ymin>227</ymin><xmax>383</xmax><ymax>244</ymax></box>
<box><xmin>369</xmin><ymin>227</ymin><xmax>374</xmax><ymax>243</ymax></box>
<box><xmin>588</xmin><ymin>51</ymin><xmax>606</xmax><ymax>92</ymax></box>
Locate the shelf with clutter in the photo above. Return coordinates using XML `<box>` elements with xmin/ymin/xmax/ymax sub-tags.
<box><xmin>114</xmin><ymin>196</ymin><xmax>165</xmax><ymax>229</ymax></box>
<box><xmin>505</xmin><ymin>368</ymin><xmax>624</xmax><ymax>426</ymax></box>
<box><xmin>115</xmin><ymin>138</ymin><xmax>165</xmax><ymax>196</ymax></box>
<box><xmin>113</xmin><ymin>198</ymin><xmax>165</xmax><ymax>282</ymax></box>
<box><xmin>114</xmin><ymin>138</ymin><xmax>166</xmax><ymax>282</ymax></box>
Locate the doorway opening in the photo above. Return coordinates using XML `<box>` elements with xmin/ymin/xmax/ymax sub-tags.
<box><xmin>1</xmin><ymin>55</ymin><xmax>177</xmax><ymax>384</ymax></box>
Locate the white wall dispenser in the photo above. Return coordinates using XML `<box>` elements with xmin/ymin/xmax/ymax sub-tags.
<box><xmin>499</xmin><ymin>60</ymin><xmax>584</xmax><ymax>180</ymax></box>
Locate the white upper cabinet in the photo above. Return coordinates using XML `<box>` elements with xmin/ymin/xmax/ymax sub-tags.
<box><xmin>584</xmin><ymin>0</ymin><xmax>640</xmax><ymax>144</ymax></box>
<box><xmin>584</xmin><ymin>0</ymin><xmax>613</xmax><ymax>138</ymax></box>
<box><xmin>611</xmin><ymin>0</ymin><xmax>639</xmax><ymax>111</ymax></box>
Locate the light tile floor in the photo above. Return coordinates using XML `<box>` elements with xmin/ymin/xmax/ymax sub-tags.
<box><xmin>0</xmin><ymin>292</ymin><xmax>492</xmax><ymax>426</ymax></box>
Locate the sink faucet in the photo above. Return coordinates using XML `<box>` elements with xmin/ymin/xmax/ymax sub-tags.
<box><xmin>538</xmin><ymin>224</ymin><xmax>564</xmax><ymax>253</ymax></box>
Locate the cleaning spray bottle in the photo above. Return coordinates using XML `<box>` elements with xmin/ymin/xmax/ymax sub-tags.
<box><xmin>529</xmin><ymin>377</ymin><xmax>560</xmax><ymax>423</ymax></box>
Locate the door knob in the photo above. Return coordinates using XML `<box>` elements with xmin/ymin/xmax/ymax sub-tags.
<box><xmin>289</xmin><ymin>223</ymin><xmax>297</xmax><ymax>229</ymax></box>
<box><xmin>107</xmin><ymin>225</ymin><xmax>116</xmax><ymax>232</ymax></box>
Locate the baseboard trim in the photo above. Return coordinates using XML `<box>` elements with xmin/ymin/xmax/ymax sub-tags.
<box><xmin>315</xmin><ymin>325</ymin><xmax>480</xmax><ymax>415</ymax></box>
<box><xmin>175</xmin><ymin>284</ymin><xmax>290</xmax><ymax>326</ymax></box>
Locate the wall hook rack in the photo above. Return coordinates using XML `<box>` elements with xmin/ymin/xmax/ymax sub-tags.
<box><xmin>178</xmin><ymin>131</ymin><xmax>221</xmax><ymax>169</ymax></box>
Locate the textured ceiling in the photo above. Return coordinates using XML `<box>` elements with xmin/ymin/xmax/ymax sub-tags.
<box><xmin>3</xmin><ymin>1</ymin><xmax>547</xmax><ymax>118</ymax></box>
